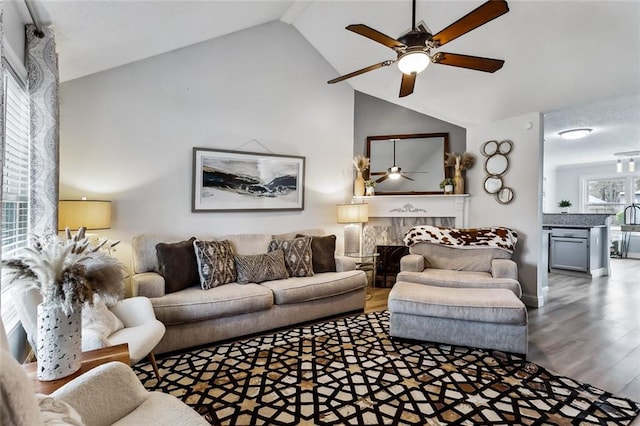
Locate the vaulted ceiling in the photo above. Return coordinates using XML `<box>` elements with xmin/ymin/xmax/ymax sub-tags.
<box><xmin>16</xmin><ymin>0</ymin><xmax>640</xmax><ymax>166</ymax></box>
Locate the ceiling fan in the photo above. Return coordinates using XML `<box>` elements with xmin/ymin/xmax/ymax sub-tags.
<box><xmin>374</xmin><ymin>140</ymin><xmax>415</xmax><ymax>183</ymax></box>
<box><xmin>328</xmin><ymin>0</ymin><xmax>509</xmax><ymax>97</ymax></box>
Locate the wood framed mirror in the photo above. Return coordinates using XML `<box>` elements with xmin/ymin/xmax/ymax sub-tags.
<box><xmin>366</xmin><ymin>133</ymin><xmax>450</xmax><ymax>195</ymax></box>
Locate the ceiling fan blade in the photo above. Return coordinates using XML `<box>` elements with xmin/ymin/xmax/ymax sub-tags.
<box><xmin>431</xmin><ymin>0</ymin><xmax>509</xmax><ymax>47</ymax></box>
<box><xmin>399</xmin><ymin>72</ymin><xmax>417</xmax><ymax>97</ymax></box>
<box><xmin>432</xmin><ymin>52</ymin><xmax>504</xmax><ymax>73</ymax></box>
<box><xmin>347</xmin><ymin>24</ymin><xmax>405</xmax><ymax>49</ymax></box>
<box><xmin>328</xmin><ymin>60</ymin><xmax>394</xmax><ymax>84</ymax></box>
<box><xmin>375</xmin><ymin>174</ymin><xmax>390</xmax><ymax>184</ymax></box>
<box><xmin>401</xmin><ymin>174</ymin><xmax>415</xmax><ymax>181</ymax></box>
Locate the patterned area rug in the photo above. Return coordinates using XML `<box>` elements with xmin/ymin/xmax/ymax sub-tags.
<box><xmin>135</xmin><ymin>311</ymin><xmax>640</xmax><ymax>425</ymax></box>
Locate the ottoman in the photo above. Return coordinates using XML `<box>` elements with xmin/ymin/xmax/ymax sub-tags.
<box><xmin>388</xmin><ymin>281</ymin><xmax>528</xmax><ymax>354</ymax></box>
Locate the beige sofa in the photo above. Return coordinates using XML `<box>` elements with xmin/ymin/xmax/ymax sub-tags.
<box><xmin>132</xmin><ymin>229</ymin><xmax>367</xmax><ymax>354</ymax></box>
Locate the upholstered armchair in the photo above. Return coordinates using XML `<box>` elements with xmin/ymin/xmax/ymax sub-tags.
<box><xmin>0</xmin><ymin>319</ymin><xmax>207</xmax><ymax>426</ymax></box>
<box><xmin>398</xmin><ymin>226</ymin><xmax>522</xmax><ymax>298</ymax></box>
<box><xmin>11</xmin><ymin>287</ymin><xmax>166</xmax><ymax>380</ymax></box>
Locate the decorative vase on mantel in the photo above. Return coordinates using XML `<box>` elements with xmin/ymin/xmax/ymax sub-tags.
<box><xmin>453</xmin><ymin>167</ymin><xmax>465</xmax><ymax>195</ymax></box>
<box><xmin>354</xmin><ymin>170</ymin><xmax>365</xmax><ymax>196</ymax></box>
<box><xmin>36</xmin><ymin>302</ymin><xmax>82</xmax><ymax>381</ymax></box>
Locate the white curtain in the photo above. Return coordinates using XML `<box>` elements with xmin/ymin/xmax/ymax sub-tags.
<box><xmin>26</xmin><ymin>24</ymin><xmax>59</xmax><ymax>235</ymax></box>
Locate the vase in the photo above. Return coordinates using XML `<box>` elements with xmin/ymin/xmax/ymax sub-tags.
<box><xmin>444</xmin><ymin>184</ymin><xmax>454</xmax><ymax>194</ymax></box>
<box><xmin>365</xmin><ymin>185</ymin><xmax>375</xmax><ymax>196</ymax></box>
<box><xmin>36</xmin><ymin>302</ymin><xmax>82</xmax><ymax>381</ymax></box>
<box><xmin>453</xmin><ymin>167</ymin><xmax>464</xmax><ymax>194</ymax></box>
<box><xmin>354</xmin><ymin>170</ymin><xmax>365</xmax><ymax>196</ymax></box>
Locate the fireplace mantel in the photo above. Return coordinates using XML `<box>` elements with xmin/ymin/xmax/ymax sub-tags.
<box><xmin>353</xmin><ymin>194</ymin><xmax>469</xmax><ymax>228</ymax></box>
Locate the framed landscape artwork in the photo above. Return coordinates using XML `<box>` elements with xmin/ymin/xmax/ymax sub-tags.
<box><xmin>192</xmin><ymin>148</ymin><xmax>305</xmax><ymax>212</ymax></box>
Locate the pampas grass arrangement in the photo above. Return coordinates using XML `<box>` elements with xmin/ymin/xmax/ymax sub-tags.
<box><xmin>445</xmin><ymin>152</ymin><xmax>476</xmax><ymax>171</ymax></box>
<box><xmin>353</xmin><ymin>155</ymin><xmax>370</xmax><ymax>173</ymax></box>
<box><xmin>2</xmin><ymin>227</ymin><xmax>125</xmax><ymax>314</ymax></box>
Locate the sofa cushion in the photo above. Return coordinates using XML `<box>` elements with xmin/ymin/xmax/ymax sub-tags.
<box><xmin>397</xmin><ymin>269</ymin><xmax>522</xmax><ymax>298</ymax></box>
<box><xmin>150</xmin><ymin>283</ymin><xmax>274</xmax><ymax>325</ymax></box>
<box><xmin>409</xmin><ymin>243</ymin><xmax>512</xmax><ymax>273</ymax></box>
<box><xmin>260</xmin><ymin>270</ymin><xmax>366</xmax><ymax>305</ymax></box>
<box><xmin>235</xmin><ymin>250</ymin><xmax>289</xmax><ymax>284</ymax></box>
<box><xmin>155</xmin><ymin>238</ymin><xmax>200</xmax><ymax>293</ymax></box>
<box><xmin>269</xmin><ymin>236</ymin><xmax>314</xmax><ymax>277</ymax></box>
<box><xmin>193</xmin><ymin>240</ymin><xmax>236</xmax><ymax>289</ymax></box>
<box><xmin>220</xmin><ymin>234</ymin><xmax>272</xmax><ymax>255</ymax></box>
<box><xmin>297</xmin><ymin>234</ymin><xmax>337</xmax><ymax>273</ymax></box>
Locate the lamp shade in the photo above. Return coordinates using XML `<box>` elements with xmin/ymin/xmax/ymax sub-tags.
<box><xmin>337</xmin><ymin>203</ymin><xmax>368</xmax><ymax>224</ymax></box>
<box><xmin>58</xmin><ymin>200</ymin><xmax>111</xmax><ymax>231</ymax></box>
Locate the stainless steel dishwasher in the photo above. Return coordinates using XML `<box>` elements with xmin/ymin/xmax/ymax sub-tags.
<box><xmin>549</xmin><ymin>228</ymin><xmax>590</xmax><ymax>272</ymax></box>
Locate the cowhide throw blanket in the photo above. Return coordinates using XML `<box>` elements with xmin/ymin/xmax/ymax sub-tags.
<box><xmin>403</xmin><ymin>225</ymin><xmax>518</xmax><ymax>253</ymax></box>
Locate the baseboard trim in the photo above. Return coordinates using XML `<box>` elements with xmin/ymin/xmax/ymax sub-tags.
<box><xmin>522</xmin><ymin>293</ymin><xmax>544</xmax><ymax>308</ymax></box>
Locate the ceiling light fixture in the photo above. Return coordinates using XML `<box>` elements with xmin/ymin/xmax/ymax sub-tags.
<box><xmin>397</xmin><ymin>50</ymin><xmax>430</xmax><ymax>75</ymax></box>
<box><xmin>614</xmin><ymin>150</ymin><xmax>640</xmax><ymax>173</ymax></box>
<box><xmin>388</xmin><ymin>166</ymin><xmax>402</xmax><ymax>180</ymax></box>
<box><xmin>558</xmin><ymin>128</ymin><xmax>592</xmax><ymax>140</ymax></box>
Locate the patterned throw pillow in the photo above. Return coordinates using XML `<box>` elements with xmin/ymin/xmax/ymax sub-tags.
<box><xmin>269</xmin><ymin>236</ymin><xmax>314</xmax><ymax>277</ymax></box>
<box><xmin>156</xmin><ymin>238</ymin><xmax>200</xmax><ymax>293</ymax></box>
<box><xmin>297</xmin><ymin>234</ymin><xmax>337</xmax><ymax>273</ymax></box>
<box><xmin>234</xmin><ymin>250</ymin><xmax>289</xmax><ymax>284</ymax></box>
<box><xmin>193</xmin><ymin>240</ymin><xmax>236</xmax><ymax>290</ymax></box>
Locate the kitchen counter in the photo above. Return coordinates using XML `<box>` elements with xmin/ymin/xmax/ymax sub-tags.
<box><xmin>543</xmin><ymin>213</ymin><xmax>611</xmax><ymax>227</ymax></box>
<box><xmin>542</xmin><ymin>224</ymin><xmax>607</xmax><ymax>229</ymax></box>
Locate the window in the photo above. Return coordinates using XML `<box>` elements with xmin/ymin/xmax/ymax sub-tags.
<box><xmin>1</xmin><ymin>67</ymin><xmax>30</xmax><ymax>333</ymax></box>
<box><xmin>583</xmin><ymin>175</ymin><xmax>639</xmax><ymax>215</ymax></box>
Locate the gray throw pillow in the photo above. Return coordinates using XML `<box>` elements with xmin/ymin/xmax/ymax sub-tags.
<box><xmin>193</xmin><ymin>240</ymin><xmax>236</xmax><ymax>289</ymax></box>
<box><xmin>234</xmin><ymin>250</ymin><xmax>289</xmax><ymax>284</ymax></box>
<box><xmin>297</xmin><ymin>234</ymin><xmax>337</xmax><ymax>273</ymax></box>
<box><xmin>156</xmin><ymin>237</ymin><xmax>199</xmax><ymax>293</ymax></box>
<box><xmin>269</xmin><ymin>236</ymin><xmax>314</xmax><ymax>277</ymax></box>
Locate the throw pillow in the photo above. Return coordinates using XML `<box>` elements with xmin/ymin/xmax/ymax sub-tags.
<box><xmin>82</xmin><ymin>301</ymin><xmax>124</xmax><ymax>339</ymax></box>
<box><xmin>156</xmin><ymin>238</ymin><xmax>200</xmax><ymax>293</ymax></box>
<box><xmin>36</xmin><ymin>394</ymin><xmax>85</xmax><ymax>425</ymax></box>
<box><xmin>269</xmin><ymin>236</ymin><xmax>314</xmax><ymax>277</ymax></box>
<box><xmin>193</xmin><ymin>240</ymin><xmax>236</xmax><ymax>289</ymax></box>
<box><xmin>234</xmin><ymin>250</ymin><xmax>289</xmax><ymax>284</ymax></box>
<box><xmin>297</xmin><ymin>234</ymin><xmax>337</xmax><ymax>273</ymax></box>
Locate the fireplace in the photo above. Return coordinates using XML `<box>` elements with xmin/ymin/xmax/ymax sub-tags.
<box><xmin>355</xmin><ymin>194</ymin><xmax>469</xmax><ymax>254</ymax></box>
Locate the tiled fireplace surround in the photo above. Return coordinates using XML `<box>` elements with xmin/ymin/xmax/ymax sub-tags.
<box><xmin>354</xmin><ymin>195</ymin><xmax>470</xmax><ymax>254</ymax></box>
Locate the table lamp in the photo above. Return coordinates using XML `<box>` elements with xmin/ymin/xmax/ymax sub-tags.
<box><xmin>58</xmin><ymin>199</ymin><xmax>111</xmax><ymax>231</ymax></box>
<box><xmin>337</xmin><ymin>203</ymin><xmax>368</xmax><ymax>255</ymax></box>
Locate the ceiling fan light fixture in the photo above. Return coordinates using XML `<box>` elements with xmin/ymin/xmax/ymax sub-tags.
<box><xmin>388</xmin><ymin>166</ymin><xmax>402</xmax><ymax>180</ymax></box>
<box><xmin>397</xmin><ymin>51</ymin><xmax>430</xmax><ymax>75</ymax></box>
<box><xmin>558</xmin><ymin>128</ymin><xmax>592</xmax><ymax>140</ymax></box>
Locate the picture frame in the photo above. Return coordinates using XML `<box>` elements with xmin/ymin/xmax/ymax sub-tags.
<box><xmin>192</xmin><ymin>147</ymin><xmax>305</xmax><ymax>212</ymax></box>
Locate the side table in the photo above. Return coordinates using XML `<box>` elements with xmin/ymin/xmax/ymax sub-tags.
<box><xmin>345</xmin><ymin>253</ymin><xmax>380</xmax><ymax>300</ymax></box>
<box><xmin>23</xmin><ymin>343</ymin><xmax>130</xmax><ymax>394</ymax></box>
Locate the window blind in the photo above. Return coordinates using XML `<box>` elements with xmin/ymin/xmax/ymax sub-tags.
<box><xmin>1</xmin><ymin>68</ymin><xmax>31</xmax><ymax>332</ymax></box>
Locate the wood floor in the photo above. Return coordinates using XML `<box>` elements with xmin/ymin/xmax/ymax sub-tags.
<box><xmin>364</xmin><ymin>258</ymin><xmax>640</xmax><ymax>402</ymax></box>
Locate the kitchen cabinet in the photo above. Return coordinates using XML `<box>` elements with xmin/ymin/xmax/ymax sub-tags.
<box><xmin>544</xmin><ymin>224</ymin><xmax>609</xmax><ymax>277</ymax></box>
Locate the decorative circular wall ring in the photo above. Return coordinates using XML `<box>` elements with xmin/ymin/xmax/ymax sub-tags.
<box><xmin>484</xmin><ymin>176</ymin><xmax>503</xmax><ymax>194</ymax></box>
<box><xmin>498</xmin><ymin>139</ymin><xmax>513</xmax><ymax>154</ymax></box>
<box><xmin>482</xmin><ymin>139</ymin><xmax>515</xmax><ymax>204</ymax></box>
<box><xmin>497</xmin><ymin>187</ymin><xmax>515</xmax><ymax>204</ymax></box>
<box><xmin>481</xmin><ymin>140</ymin><xmax>499</xmax><ymax>157</ymax></box>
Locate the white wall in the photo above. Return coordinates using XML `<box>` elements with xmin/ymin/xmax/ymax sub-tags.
<box><xmin>467</xmin><ymin>112</ymin><xmax>544</xmax><ymax>307</ymax></box>
<box><xmin>59</xmin><ymin>21</ymin><xmax>355</xmax><ymax>293</ymax></box>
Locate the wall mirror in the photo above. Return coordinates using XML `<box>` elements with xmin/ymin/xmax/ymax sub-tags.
<box><xmin>366</xmin><ymin>133</ymin><xmax>450</xmax><ymax>195</ymax></box>
<box><xmin>481</xmin><ymin>139</ymin><xmax>515</xmax><ymax>204</ymax></box>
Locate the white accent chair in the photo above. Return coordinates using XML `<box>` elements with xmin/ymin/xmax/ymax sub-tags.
<box><xmin>0</xmin><ymin>319</ymin><xmax>208</xmax><ymax>426</ymax></box>
<box><xmin>12</xmin><ymin>287</ymin><xmax>166</xmax><ymax>380</ymax></box>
